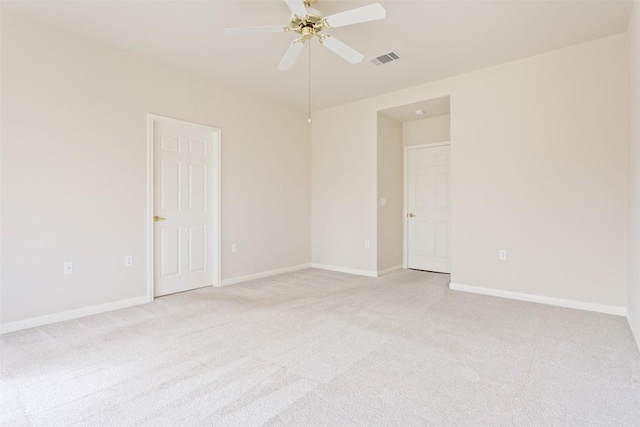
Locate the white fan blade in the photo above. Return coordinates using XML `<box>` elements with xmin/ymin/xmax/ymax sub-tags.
<box><xmin>225</xmin><ymin>26</ymin><xmax>285</xmax><ymax>36</ymax></box>
<box><xmin>285</xmin><ymin>0</ymin><xmax>307</xmax><ymax>17</ymax></box>
<box><xmin>278</xmin><ymin>40</ymin><xmax>305</xmax><ymax>70</ymax></box>
<box><xmin>320</xmin><ymin>36</ymin><xmax>364</xmax><ymax>64</ymax></box>
<box><xmin>324</xmin><ymin>3</ymin><xmax>386</xmax><ymax>28</ymax></box>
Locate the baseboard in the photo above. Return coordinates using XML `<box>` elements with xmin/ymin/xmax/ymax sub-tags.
<box><xmin>310</xmin><ymin>263</ymin><xmax>378</xmax><ymax>277</ymax></box>
<box><xmin>449</xmin><ymin>282</ymin><xmax>626</xmax><ymax>316</ymax></box>
<box><xmin>628</xmin><ymin>313</ymin><xmax>640</xmax><ymax>353</ymax></box>
<box><xmin>377</xmin><ymin>265</ymin><xmax>404</xmax><ymax>277</ymax></box>
<box><xmin>0</xmin><ymin>295</ymin><xmax>151</xmax><ymax>334</ymax></box>
<box><xmin>219</xmin><ymin>263</ymin><xmax>312</xmax><ymax>287</ymax></box>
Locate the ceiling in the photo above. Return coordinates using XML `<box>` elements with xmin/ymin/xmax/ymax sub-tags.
<box><xmin>380</xmin><ymin>95</ymin><xmax>449</xmax><ymax>122</ymax></box>
<box><xmin>3</xmin><ymin>1</ymin><xmax>633</xmax><ymax>112</ymax></box>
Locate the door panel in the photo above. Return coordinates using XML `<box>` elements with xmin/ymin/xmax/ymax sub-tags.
<box><xmin>154</xmin><ymin>120</ymin><xmax>218</xmax><ymax>296</ymax></box>
<box><xmin>188</xmin><ymin>164</ymin><xmax>206</xmax><ymax>211</ymax></box>
<box><xmin>160</xmin><ymin>226</ymin><xmax>180</xmax><ymax>276</ymax></box>
<box><xmin>160</xmin><ymin>162</ymin><xmax>180</xmax><ymax>211</ymax></box>
<box><xmin>188</xmin><ymin>225</ymin><xmax>206</xmax><ymax>273</ymax></box>
<box><xmin>188</xmin><ymin>138</ymin><xmax>206</xmax><ymax>156</ymax></box>
<box><xmin>407</xmin><ymin>145</ymin><xmax>451</xmax><ymax>273</ymax></box>
<box><xmin>160</xmin><ymin>134</ymin><xmax>180</xmax><ymax>153</ymax></box>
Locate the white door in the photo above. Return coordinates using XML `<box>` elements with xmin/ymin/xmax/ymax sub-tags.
<box><xmin>153</xmin><ymin>119</ymin><xmax>219</xmax><ymax>297</ymax></box>
<box><xmin>406</xmin><ymin>144</ymin><xmax>451</xmax><ymax>273</ymax></box>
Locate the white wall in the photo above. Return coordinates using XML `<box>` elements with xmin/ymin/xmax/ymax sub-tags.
<box><xmin>628</xmin><ymin>1</ymin><xmax>640</xmax><ymax>347</ymax></box>
<box><xmin>311</xmin><ymin>105</ymin><xmax>377</xmax><ymax>274</ymax></box>
<box><xmin>312</xmin><ymin>34</ymin><xmax>629</xmax><ymax>310</ymax></box>
<box><xmin>1</xmin><ymin>11</ymin><xmax>311</xmax><ymax>326</ymax></box>
<box><xmin>377</xmin><ymin>114</ymin><xmax>403</xmax><ymax>273</ymax></box>
<box><xmin>403</xmin><ymin>115</ymin><xmax>451</xmax><ymax>146</ymax></box>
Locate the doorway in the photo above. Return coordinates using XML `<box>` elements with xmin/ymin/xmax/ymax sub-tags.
<box><xmin>147</xmin><ymin>115</ymin><xmax>220</xmax><ymax>298</ymax></box>
<box><xmin>377</xmin><ymin>96</ymin><xmax>451</xmax><ymax>276</ymax></box>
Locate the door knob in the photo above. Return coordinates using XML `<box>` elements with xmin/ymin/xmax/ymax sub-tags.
<box><xmin>407</xmin><ymin>213</ymin><xmax>415</xmax><ymax>218</ymax></box>
<box><xmin>153</xmin><ymin>215</ymin><xmax>166</xmax><ymax>222</ymax></box>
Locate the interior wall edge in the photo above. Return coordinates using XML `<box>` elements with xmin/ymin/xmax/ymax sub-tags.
<box><xmin>311</xmin><ymin>263</ymin><xmax>377</xmax><ymax>278</ymax></box>
<box><xmin>627</xmin><ymin>0</ymin><xmax>640</xmax><ymax>353</ymax></box>
<box><xmin>628</xmin><ymin>313</ymin><xmax>640</xmax><ymax>353</ymax></box>
<box><xmin>377</xmin><ymin>265</ymin><xmax>403</xmax><ymax>277</ymax></box>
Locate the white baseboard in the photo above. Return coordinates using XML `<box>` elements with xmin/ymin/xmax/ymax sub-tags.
<box><xmin>449</xmin><ymin>282</ymin><xmax>626</xmax><ymax>316</ymax></box>
<box><xmin>627</xmin><ymin>314</ymin><xmax>640</xmax><ymax>353</ymax></box>
<box><xmin>219</xmin><ymin>263</ymin><xmax>312</xmax><ymax>287</ymax></box>
<box><xmin>0</xmin><ymin>295</ymin><xmax>151</xmax><ymax>334</ymax></box>
<box><xmin>377</xmin><ymin>265</ymin><xmax>404</xmax><ymax>277</ymax></box>
<box><xmin>311</xmin><ymin>263</ymin><xmax>378</xmax><ymax>277</ymax></box>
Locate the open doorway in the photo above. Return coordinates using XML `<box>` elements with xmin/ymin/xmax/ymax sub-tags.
<box><xmin>377</xmin><ymin>96</ymin><xmax>451</xmax><ymax>275</ymax></box>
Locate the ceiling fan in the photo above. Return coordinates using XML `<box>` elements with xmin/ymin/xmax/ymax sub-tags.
<box><xmin>225</xmin><ymin>0</ymin><xmax>386</xmax><ymax>70</ymax></box>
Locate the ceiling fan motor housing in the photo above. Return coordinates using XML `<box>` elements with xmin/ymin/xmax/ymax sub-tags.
<box><xmin>290</xmin><ymin>8</ymin><xmax>324</xmax><ymax>40</ymax></box>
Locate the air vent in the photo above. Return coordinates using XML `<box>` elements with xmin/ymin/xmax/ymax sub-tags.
<box><xmin>369</xmin><ymin>51</ymin><xmax>401</xmax><ymax>66</ymax></box>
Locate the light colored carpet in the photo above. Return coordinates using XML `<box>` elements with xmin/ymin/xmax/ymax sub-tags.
<box><xmin>1</xmin><ymin>268</ymin><xmax>639</xmax><ymax>426</ymax></box>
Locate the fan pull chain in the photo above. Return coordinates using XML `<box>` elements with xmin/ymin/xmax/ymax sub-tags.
<box><xmin>308</xmin><ymin>41</ymin><xmax>312</xmax><ymax>124</ymax></box>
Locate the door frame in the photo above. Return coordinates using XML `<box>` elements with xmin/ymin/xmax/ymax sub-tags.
<box><xmin>146</xmin><ymin>114</ymin><xmax>221</xmax><ymax>301</ymax></box>
<box><xmin>402</xmin><ymin>141</ymin><xmax>451</xmax><ymax>269</ymax></box>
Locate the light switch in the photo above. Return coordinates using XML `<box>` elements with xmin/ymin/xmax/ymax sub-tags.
<box><xmin>380</xmin><ymin>197</ymin><xmax>386</xmax><ymax>206</ymax></box>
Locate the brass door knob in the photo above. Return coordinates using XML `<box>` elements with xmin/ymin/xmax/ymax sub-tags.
<box><xmin>407</xmin><ymin>213</ymin><xmax>415</xmax><ymax>218</ymax></box>
<box><xmin>153</xmin><ymin>215</ymin><xmax>166</xmax><ymax>222</ymax></box>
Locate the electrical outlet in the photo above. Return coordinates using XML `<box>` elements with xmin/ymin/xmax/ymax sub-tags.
<box><xmin>365</xmin><ymin>240</ymin><xmax>371</xmax><ymax>249</ymax></box>
<box><xmin>232</xmin><ymin>243</ymin><xmax>238</xmax><ymax>253</ymax></box>
<box><xmin>380</xmin><ymin>197</ymin><xmax>387</xmax><ymax>206</ymax></box>
<box><xmin>64</xmin><ymin>261</ymin><xmax>73</xmax><ymax>275</ymax></box>
<box><xmin>125</xmin><ymin>255</ymin><xmax>133</xmax><ymax>267</ymax></box>
<box><xmin>499</xmin><ymin>250</ymin><xmax>507</xmax><ymax>261</ymax></box>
